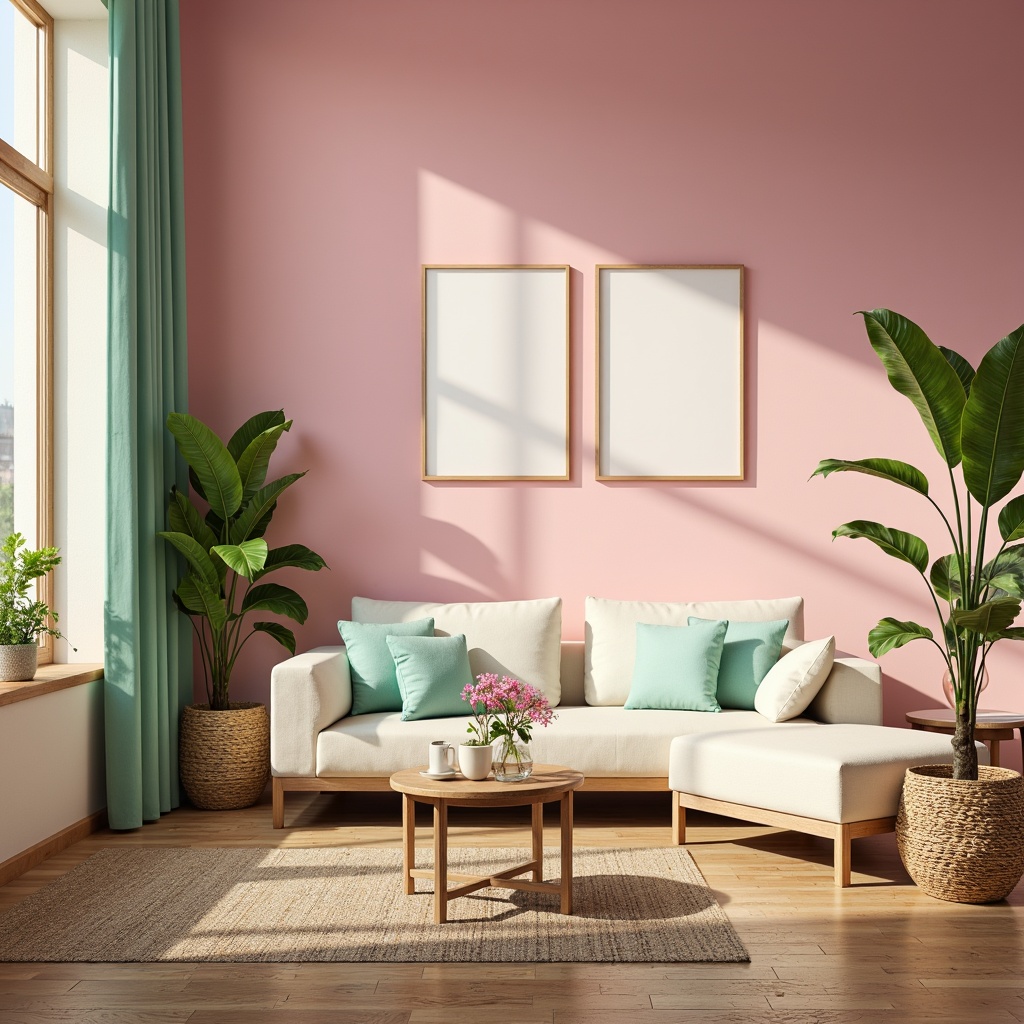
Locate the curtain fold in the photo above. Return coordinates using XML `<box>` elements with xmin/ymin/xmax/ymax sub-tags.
<box><xmin>104</xmin><ymin>0</ymin><xmax>191</xmax><ymax>830</ymax></box>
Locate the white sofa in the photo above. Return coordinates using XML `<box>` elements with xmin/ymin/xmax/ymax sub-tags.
<box><xmin>270</xmin><ymin>596</ymin><xmax>883</xmax><ymax>827</ymax></box>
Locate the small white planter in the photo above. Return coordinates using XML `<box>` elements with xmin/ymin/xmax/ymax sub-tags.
<box><xmin>458</xmin><ymin>743</ymin><xmax>493</xmax><ymax>781</ymax></box>
<box><xmin>0</xmin><ymin>643</ymin><xmax>38</xmax><ymax>682</ymax></box>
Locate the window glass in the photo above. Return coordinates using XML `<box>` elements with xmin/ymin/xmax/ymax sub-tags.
<box><xmin>0</xmin><ymin>2</ymin><xmax>41</xmax><ymax>166</ymax></box>
<box><xmin>0</xmin><ymin>181</ymin><xmax>38</xmax><ymax>545</ymax></box>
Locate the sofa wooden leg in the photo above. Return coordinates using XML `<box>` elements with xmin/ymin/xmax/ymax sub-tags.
<box><xmin>272</xmin><ymin>777</ymin><xmax>285</xmax><ymax>829</ymax></box>
<box><xmin>672</xmin><ymin>792</ymin><xmax>686</xmax><ymax>845</ymax></box>
<box><xmin>835</xmin><ymin>823</ymin><xmax>852</xmax><ymax>888</ymax></box>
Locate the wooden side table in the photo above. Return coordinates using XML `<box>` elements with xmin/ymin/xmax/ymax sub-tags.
<box><xmin>389</xmin><ymin>764</ymin><xmax>584</xmax><ymax>924</ymax></box>
<box><xmin>906</xmin><ymin>708</ymin><xmax>1024</xmax><ymax>768</ymax></box>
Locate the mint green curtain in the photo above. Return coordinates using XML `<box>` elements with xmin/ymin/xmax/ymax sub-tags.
<box><xmin>104</xmin><ymin>0</ymin><xmax>192</xmax><ymax>830</ymax></box>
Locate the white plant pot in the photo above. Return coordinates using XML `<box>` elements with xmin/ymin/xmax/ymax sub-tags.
<box><xmin>458</xmin><ymin>743</ymin><xmax>493</xmax><ymax>781</ymax></box>
<box><xmin>0</xmin><ymin>643</ymin><xmax>38</xmax><ymax>682</ymax></box>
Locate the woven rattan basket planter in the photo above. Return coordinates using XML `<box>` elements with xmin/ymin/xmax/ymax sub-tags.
<box><xmin>180</xmin><ymin>702</ymin><xmax>270</xmax><ymax>810</ymax></box>
<box><xmin>896</xmin><ymin>764</ymin><xmax>1024</xmax><ymax>903</ymax></box>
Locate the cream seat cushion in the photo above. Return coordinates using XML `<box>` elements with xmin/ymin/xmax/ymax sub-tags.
<box><xmin>584</xmin><ymin>596</ymin><xmax>805</xmax><ymax>706</ymax></box>
<box><xmin>351</xmin><ymin>596</ymin><xmax>563</xmax><ymax>706</ymax></box>
<box><xmin>315</xmin><ymin>705</ymin><xmax>815</xmax><ymax>779</ymax></box>
<box><xmin>668</xmin><ymin>724</ymin><xmax>988</xmax><ymax>823</ymax></box>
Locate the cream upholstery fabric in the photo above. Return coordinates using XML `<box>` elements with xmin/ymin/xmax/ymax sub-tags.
<box><xmin>315</xmin><ymin>704</ymin><xmax>814</xmax><ymax>778</ymax></box>
<box><xmin>668</xmin><ymin>725</ymin><xmax>989</xmax><ymax>823</ymax></box>
<box><xmin>351</xmin><ymin>596</ymin><xmax>563</xmax><ymax>705</ymax></box>
<box><xmin>806</xmin><ymin>655</ymin><xmax>882</xmax><ymax>725</ymax></box>
<box><xmin>754</xmin><ymin>636</ymin><xmax>835</xmax><ymax>722</ymax></box>
<box><xmin>270</xmin><ymin>646</ymin><xmax>351</xmax><ymax>777</ymax></box>
<box><xmin>584</xmin><ymin>596</ymin><xmax>805</xmax><ymax>706</ymax></box>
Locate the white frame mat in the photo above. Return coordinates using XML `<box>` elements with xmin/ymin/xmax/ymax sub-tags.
<box><xmin>596</xmin><ymin>265</ymin><xmax>744</xmax><ymax>480</ymax></box>
<box><xmin>423</xmin><ymin>265</ymin><xmax>570</xmax><ymax>481</ymax></box>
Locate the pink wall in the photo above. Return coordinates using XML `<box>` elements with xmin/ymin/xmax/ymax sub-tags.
<box><xmin>179</xmin><ymin>0</ymin><xmax>1024</xmax><ymax>765</ymax></box>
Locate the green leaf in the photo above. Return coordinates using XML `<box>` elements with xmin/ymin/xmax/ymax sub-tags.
<box><xmin>993</xmin><ymin>627</ymin><xmax>1024</xmax><ymax>641</ymax></box>
<box><xmin>241</xmin><ymin>583</ymin><xmax>308</xmax><ymax>624</ymax></box>
<box><xmin>962</xmin><ymin>324</ymin><xmax>1024</xmax><ymax>506</ymax></box>
<box><xmin>252</xmin><ymin>620</ymin><xmax>296</xmax><ymax>655</ymax></box>
<box><xmin>985</xmin><ymin>574</ymin><xmax>1023</xmax><ymax>599</ymax></box>
<box><xmin>930</xmin><ymin>554</ymin><xmax>964</xmax><ymax>603</ymax></box>
<box><xmin>167</xmin><ymin>412</ymin><xmax>243</xmax><ymax>521</ymax></box>
<box><xmin>859</xmin><ymin>309</ymin><xmax>966</xmax><ymax>467</ymax></box>
<box><xmin>998</xmin><ymin>494</ymin><xmax>1024</xmax><ymax>543</ymax></box>
<box><xmin>211</xmin><ymin>539</ymin><xmax>269</xmax><ymax>579</ymax></box>
<box><xmin>951</xmin><ymin>597</ymin><xmax>1022</xmax><ymax>636</ymax></box>
<box><xmin>255</xmin><ymin>544</ymin><xmax>328</xmax><ymax>580</ymax></box>
<box><xmin>158</xmin><ymin>531</ymin><xmax>219</xmax><ymax>588</ymax></box>
<box><xmin>168</xmin><ymin>486</ymin><xmax>218</xmax><ymax>554</ymax></box>
<box><xmin>235</xmin><ymin>421</ymin><xmax>292</xmax><ymax>501</ymax></box>
<box><xmin>811</xmin><ymin>458</ymin><xmax>929</xmax><ymax>496</ymax></box>
<box><xmin>868</xmin><ymin>617</ymin><xmax>934</xmax><ymax>658</ymax></box>
<box><xmin>832</xmin><ymin>520</ymin><xmax>929</xmax><ymax>574</ymax></box>
<box><xmin>176</xmin><ymin>574</ymin><xmax>228</xmax><ymax>635</ymax></box>
<box><xmin>940</xmin><ymin>346</ymin><xmax>976</xmax><ymax>397</ymax></box>
<box><xmin>227</xmin><ymin>410</ymin><xmax>286</xmax><ymax>462</ymax></box>
<box><xmin>229</xmin><ymin>473</ymin><xmax>305</xmax><ymax>544</ymax></box>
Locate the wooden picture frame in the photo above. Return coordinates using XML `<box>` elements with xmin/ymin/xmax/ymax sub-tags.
<box><xmin>596</xmin><ymin>265</ymin><xmax>744</xmax><ymax>481</ymax></box>
<box><xmin>422</xmin><ymin>265</ymin><xmax>570</xmax><ymax>481</ymax></box>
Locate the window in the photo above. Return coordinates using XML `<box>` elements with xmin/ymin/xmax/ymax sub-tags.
<box><xmin>0</xmin><ymin>0</ymin><xmax>54</xmax><ymax>662</ymax></box>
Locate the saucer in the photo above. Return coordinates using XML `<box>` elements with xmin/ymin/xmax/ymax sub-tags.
<box><xmin>420</xmin><ymin>769</ymin><xmax>459</xmax><ymax>780</ymax></box>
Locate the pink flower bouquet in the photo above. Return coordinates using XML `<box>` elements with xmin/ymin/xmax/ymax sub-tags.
<box><xmin>461</xmin><ymin>673</ymin><xmax>556</xmax><ymax>780</ymax></box>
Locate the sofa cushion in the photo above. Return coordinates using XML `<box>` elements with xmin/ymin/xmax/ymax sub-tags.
<box><xmin>338</xmin><ymin>617</ymin><xmax>435</xmax><ymax>715</ymax></box>
<box><xmin>625</xmin><ymin>620</ymin><xmax>727</xmax><ymax>712</ymax></box>
<box><xmin>352</xmin><ymin>596</ymin><xmax>563</xmax><ymax>705</ymax></box>
<box><xmin>585</xmin><ymin>596</ymin><xmax>804</xmax><ymax>706</ymax></box>
<box><xmin>387</xmin><ymin>633</ymin><xmax>474</xmax><ymax>722</ymax></box>
<box><xmin>755</xmin><ymin>636</ymin><xmax>835</xmax><ymax>722</ymax></box>
<box><xmin>315</xmin><ymin>705</ymin><xmax>815</xmax><ymax>778</ymax></box>
<box><xmin>668</xmin><ymin>724</ymin><xmax>988</xmax><ymax>823</ymax></box>
<box><xmin>689</xmin><ymin>615</ymin><xmax>789</xmax><ymax>710</ymax></box>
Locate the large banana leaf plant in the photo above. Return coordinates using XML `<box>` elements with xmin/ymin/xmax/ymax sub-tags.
<box><xmin>160</xmin><ymin>410</ymin><xmax>327</xmax><ymax>711</ymax></box>
<box><xmin>814</xmin><ymin>310</ymin><xmax>1024</xmax><ymax>780</ymax></box>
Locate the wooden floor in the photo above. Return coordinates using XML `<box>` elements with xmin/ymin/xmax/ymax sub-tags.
<box><xmin>1</xmin><ymin>789</ymin><xmax>1022</xmax><ymax>1023</ymax></box>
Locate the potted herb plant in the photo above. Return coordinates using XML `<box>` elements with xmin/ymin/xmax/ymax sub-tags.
<box><xmin>813</xmin><ymin>309</ymin><xmax>1024</xmax><ymax>901</ymax></box>
<box><xmin>161</xmin><ymin>409</ymin><xmax>327</xmax><ymax>810</ymax></box>
<box><xmin>0</xmin><ymin>532</ymin><xmax>69</xmax><ymax>682</ymax></box>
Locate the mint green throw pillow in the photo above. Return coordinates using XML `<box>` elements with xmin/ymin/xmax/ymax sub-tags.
<box><xmin>338</xmin><ymin>617</ymin><xmax>435</xmax><ymax>715</ymax></box>
<box><xmin>624</xmin><ymin>620</ymin><xmax>728</xmax><ymax>712</ymax></box>
<box><xmin>386</xmin><ymin>633</ymin><xmax>475</xmax><ymax>722</ymax></box>
<box><xmin>688</xmin><ymin>616</ymin><xmax>789</xmax><ymax>710</ymax></box>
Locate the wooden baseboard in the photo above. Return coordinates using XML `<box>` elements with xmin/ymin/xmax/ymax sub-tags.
<box><xmin>0</xmin><ymin>808</ymin><xmax>107</xmax><ymax>886</ymax></box>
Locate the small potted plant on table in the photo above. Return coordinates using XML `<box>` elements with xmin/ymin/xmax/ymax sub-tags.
<box><xmin>0</xmin><ymin>532</ymin><xmax>69</xmax><ymax>682</ymax></box>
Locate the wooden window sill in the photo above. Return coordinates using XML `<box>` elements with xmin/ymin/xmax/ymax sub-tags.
<box><xmin>0</xmin><ymin>663</ymin><xmax>104</xmax><ymax>708</ymax></box>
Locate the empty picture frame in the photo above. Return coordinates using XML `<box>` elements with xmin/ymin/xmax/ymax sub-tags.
<box><xmin>596</xmin><ymin>265</ymin><xmax>744</xmax><ymax>480</ymax></box>
<box><xmin>422</xmin><ymin>265</ymin><xmax>570</xmax><ymax>481</ymax></box>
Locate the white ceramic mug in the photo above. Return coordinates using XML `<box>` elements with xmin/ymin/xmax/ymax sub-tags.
<box><xmin>428</xmin><ymin>740</ymin><xmax>456</xmax><ymax>775</ymax></box>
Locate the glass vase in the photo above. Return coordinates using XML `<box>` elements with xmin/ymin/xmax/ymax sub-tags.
<box><xmin>494</xmin><ymin>738</ymin><xmax>533</xmax><ymax>782</ymax></box>
<box><xmin>942</xmin><ymin>667</ymin><xmax>989</xmax><ymax>709</ymax></box>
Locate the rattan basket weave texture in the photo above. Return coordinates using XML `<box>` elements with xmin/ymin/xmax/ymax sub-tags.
<box><xmin>180</xmin><ymin>702</ymin><xmax>270</xmax><ymax>810</ymax></box>
<box><xmin>896</xmin><ymin>763</ymin><xmax>1024</xmax><ymax>904</ymax></box>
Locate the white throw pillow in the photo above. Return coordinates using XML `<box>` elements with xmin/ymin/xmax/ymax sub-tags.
<box><xmin>351</xmin><ymin>597</ymin><xmax>563</xmax><ymax>706</ymax></box>
<box><xmin>755</xmin><ymin>636</ymin><xmax>835</xmax><ymax>722</ymax></box>
<box><xmin>584</xmin><ymin>596</ymin><xmax>805</xmax><ymax>706</ymax></box>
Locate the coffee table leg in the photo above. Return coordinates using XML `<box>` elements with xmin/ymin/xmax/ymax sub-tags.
<box><xmin>532</xmin><ymin>802</ymin><xmax>544</xmax><ymax>881</ymax></box>
<box><xmin>560</xmin><ymin>790</ymin><xmax>573</xmax><ymax>915</ymax></box>
<box><xmin>434</xmin><ymin>799</ymin><xmax>448</xmax><ymax>924</ymax></box>
<box><xmin>402</xmin><ymin>794</ymin><xmax>416</xmax><ymax>895</ymax></box>
<box><xmin>989</xmin><ymin>739</ymin><xmax>1001</xmax><ymax>768</ymax></box>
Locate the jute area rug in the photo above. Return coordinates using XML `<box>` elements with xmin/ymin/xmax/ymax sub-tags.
<box><xmin>0</xmin><ymin>846</ymin><xmax>748</xmax><ymax>963</ymax></box>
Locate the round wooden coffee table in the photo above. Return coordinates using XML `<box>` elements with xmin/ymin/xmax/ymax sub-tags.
<box><xmin>389</xmin><ymin>764</ymin><xmax>584</xmax><ymax>924</ymax></box>
<box><xmin>906</xmin><ymin>708</ymin><xmax>1024</xmax><ymax>768</ymax></box>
